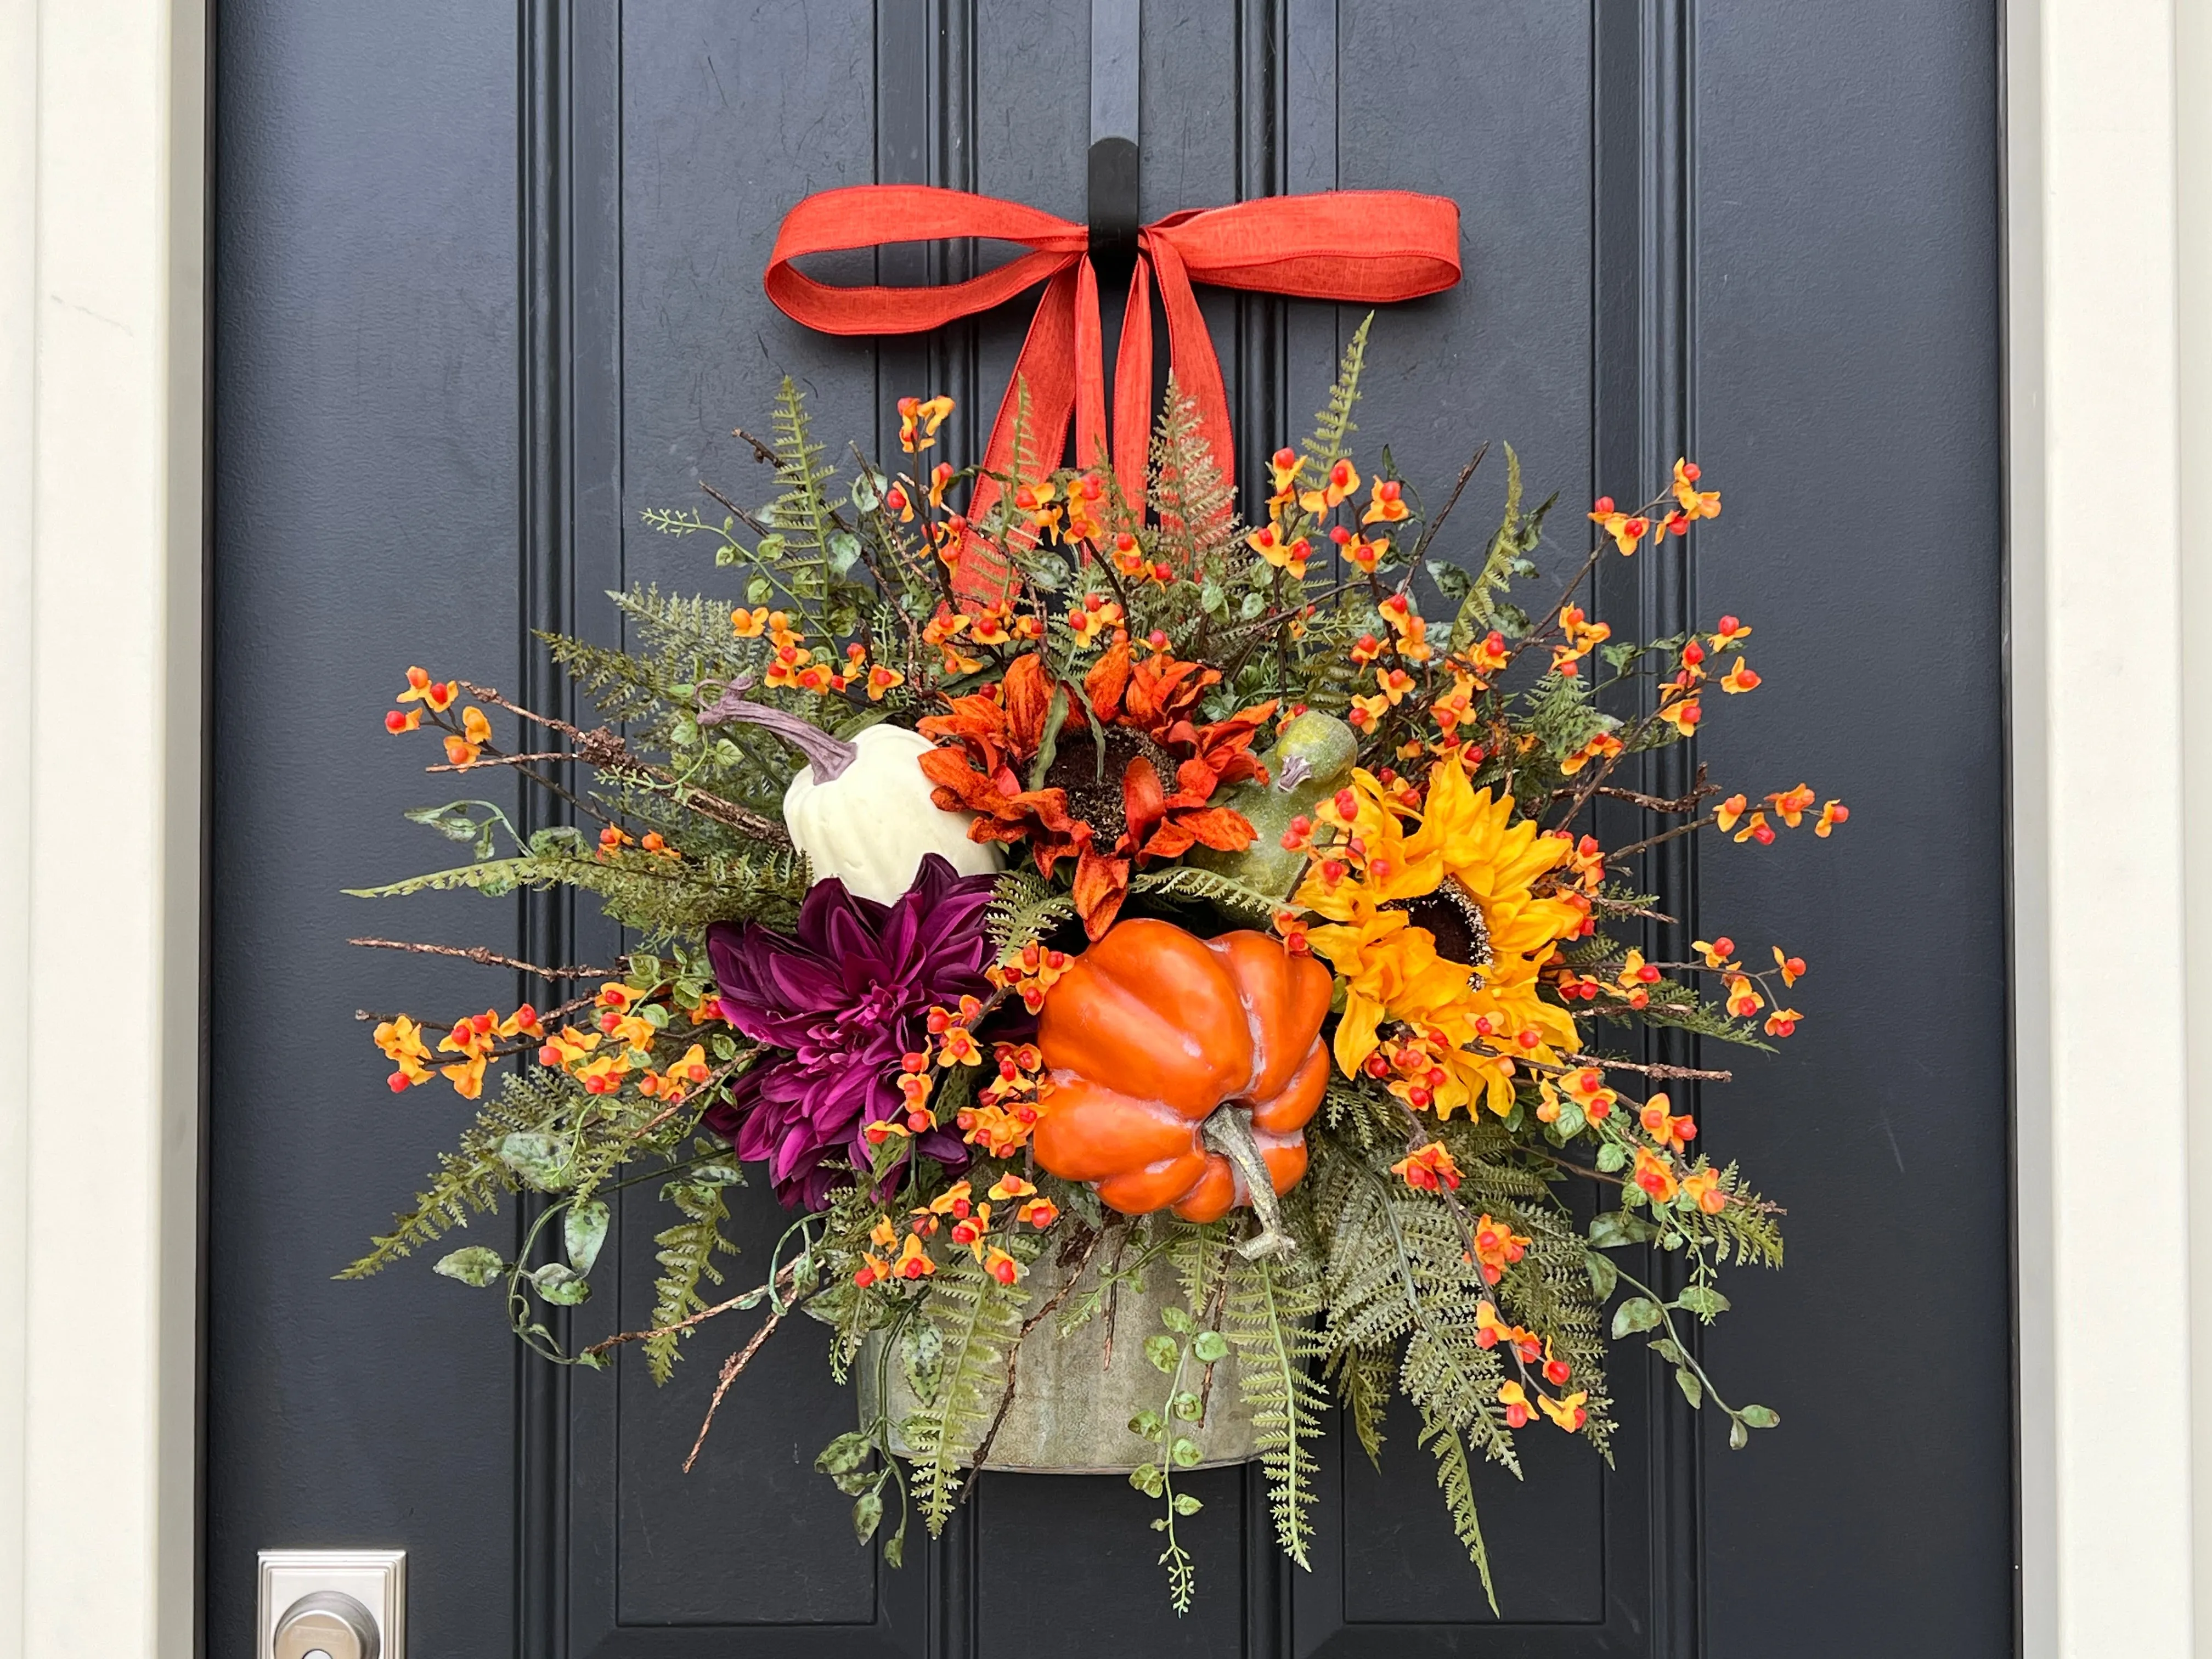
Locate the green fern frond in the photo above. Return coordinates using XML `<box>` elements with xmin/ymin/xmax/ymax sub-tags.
<box><xmin>1301</xmin><ymin>313</ymin><xmax>1373</xmax><ymax>473</ymax></box>
<box><xmin>1326</xmin><ymin>1344</ymin><xmax>1395</xmax><ymax>1468</ymax></box>
<box><xmin>1224</xmin><ymin>1254</ymin><xmax>1327</xmax><ymax>1568</ymax></box>
<box><xmin>1449</xmin><ymin>443</ymin><xmax>1557</xmax><ymax>650</ymax></box>
<box><xmin>903</xmin><ymin>1245</ymin><xmax>1029</xmax><ymax>1532</ymax></box>
<box><xmin>647</xmin><ymin>1175</ymin><xmax>741</xmax><ymax>1383</ymax></box>
<box><xmin>1417</xmin><ymin>1411</ymin><xmax>1499</xmax><ymax>1613</ymax></box>
<box><xmin>1321</xmin><ymin>1079</ymin><xmax>1400</xmax><ymax>1152</ymax></box>
<box><xmin>1312</xmin><ymin>1148</ymin><xmax>1520</xmax><ymax>1473</ymax></box>
<box><xmin>1150</xmin><ymin>376</ymin><xmax>1240</xmax><ymax>569</ymax></box>
<box><xmin>766</xmin><ymin>376</ymin><xmax>840</xmax><ymax>571</ymax></box>
<box><xmin>1126</xmin><ymin>865</ymin><xmax>1287</xmax><ymax>928</ymax></box>
<box><xmin>347</xmin><ymin>845</ymin><xmax>809</xmax><ymax>938</ymax></box>
<box><xmin>985</xmin><ymin>868</ymin><xmax>1077</xmax><ymax>961</ymax></box>
<box><xmin>340</xmin><ymin>1064</ymin><xmax>590</xmax><ymax>1279</ymax></box>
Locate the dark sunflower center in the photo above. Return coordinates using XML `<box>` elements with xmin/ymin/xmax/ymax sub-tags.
<box><xmin>1393</xmin><ymin>875</ymin><xmax>1493</xmax><ymax>974</ymax></box>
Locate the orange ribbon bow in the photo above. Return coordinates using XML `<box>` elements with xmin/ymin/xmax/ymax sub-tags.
<box><xmin>764</xmin><ymin>184</ymin><xmax>1461</xmax><ymax>600</ymax></box>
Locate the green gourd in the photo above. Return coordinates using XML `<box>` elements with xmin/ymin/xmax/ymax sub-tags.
<box><xmin>1188</xmin><ymin>710</ymin><xmax>1358</xmax><ymax>901</ymax></box>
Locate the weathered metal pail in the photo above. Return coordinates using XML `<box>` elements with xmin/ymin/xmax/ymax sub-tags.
<box><xmin>855</xmin><ymin>1246</ymin><xmax>1260</xmax><ymax>1474</ymax></box>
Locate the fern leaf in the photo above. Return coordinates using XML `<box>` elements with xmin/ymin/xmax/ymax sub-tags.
<box><xmin>1327</xmin><ymin>1344</ymin><xmax>1395</xmax><ymax>1468</ymax></box>
<box><xmin>342</xmin><ymin>1142</ymin><xmax>510</xmax><ymax>1279</ymax></box>
<box><xmin>903</xmin><ymin>1248</ymin><xmax>1027</xmax><ymax>1531</ymax></box>
<box><xmin>1301</xmin><ymin>313</ymin><xmax>1373</xmax><ymax>473</ymax></box>
<box><xmin>348</xmin><ymin>845</ymin><xmax>809</xmax><ymax>938</ymax></box>
<box><xmin>1126</xmin><ymin>865</ymin><xmax>1288</xmax><ymax>928</ymax></box>
<box><xmin>340</xmin><ymin>1063</ymin><xmax>592</xmax><ymax>1279</ymax></box>
<box><xmin>766</xmin><ymin>376</ymin><xmax>840</xmax><ymax>572</ymax></box>
<box><xmin>1224</xmin><ymin>1254</ymin><xmax>1326</xmax><ymax>1568</ymax></box>
<box><xmin>1449</xmin><ymin>442</ymin><xmax>1556</xmax><ymax>649</ymax></box>
<box><xmin>646</xmin><ymin>1175</ymin><xmax>740</xmax><ymax>1383</ymax></box>
<box><xmin>1150</xmin><ymin>376</ymin><xmax>1241</xmax><ymax>571</ymax></box>
<box><xmin>1417</xmin><ymin>1411</ymin><xmax>1499</xmax><ymax>1613</ymax></box>
<box><xmin>985</xmin><ymin>868</ymin><xmax>1077</xmax><ymax>961</ymax></box>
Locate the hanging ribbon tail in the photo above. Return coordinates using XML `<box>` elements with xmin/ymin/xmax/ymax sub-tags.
<box><xmin>1110</xmin><ymin>257</ymin><xmax>1153</xmax><ymax>517</ymax></box>
<box><xmin>757</xmin><ymin>184</ymin><xmax>1462</xmax><ymax>610</ymax></box>
<box><xmin>1141</xmin><ymin>230</ymin><xmax>1235</xmax><ymax>539</ymax></box>
<box><xmin>1073</xmin><ymin>259</ymin><xmax>1110</xmax><ymax>482</ymax></box>
<box><xmin>960</xmin><ymin>267</ymin><xmax>1086</xmax><ymax>607</ymax></box>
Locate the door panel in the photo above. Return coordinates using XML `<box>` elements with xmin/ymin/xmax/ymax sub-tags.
<box><xmin>208</xmin><ymin>3</ymin><xmax>2010</xmax><ymax>1656</ymax></box>
<box><xmin>206</xmin><ymin>6</ymin><xmax>523</xmax><ymax>1656</ymax></box>
<box><xmin>1692</xmin><ymin>9</ymin><xmax>2011</xmax><ymax>1656</ymax></box>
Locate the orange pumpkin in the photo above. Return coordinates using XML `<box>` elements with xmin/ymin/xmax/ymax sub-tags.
<box><xmin>1032</xmin><ymin>918</ymin><xmax>1333</xmax><ymax>1221</ymax></box>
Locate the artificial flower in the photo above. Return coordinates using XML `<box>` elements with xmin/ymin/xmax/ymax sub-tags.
<box><xmin>705</xmin><ymin>854</ymin><xmax>1013</xmax><ymax>1207</ymax></box>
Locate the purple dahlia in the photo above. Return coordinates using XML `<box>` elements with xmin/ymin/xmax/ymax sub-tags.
<box><xmin>704</xmin><ymin>853</ymin><xmax>1008</xmax><ymax>1209</ymax></box>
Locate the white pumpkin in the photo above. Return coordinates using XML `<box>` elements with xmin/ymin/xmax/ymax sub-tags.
<box><xmin>782</xmin><ymin>724</ymin><xmax>1001</xmax><ymax>903</ymax></box>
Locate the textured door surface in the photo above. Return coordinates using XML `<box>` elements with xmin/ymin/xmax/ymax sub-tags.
<box><xmin>207</xmin><ymin>4</ymin><xmax>2011</xmax><ymax>1655</ymax></box>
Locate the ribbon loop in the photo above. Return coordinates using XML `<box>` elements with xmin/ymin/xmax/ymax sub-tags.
<box><xmin>762</xmin><ymin>183</ymin><xmax>1461</xmax><ymax>600</ymax></box>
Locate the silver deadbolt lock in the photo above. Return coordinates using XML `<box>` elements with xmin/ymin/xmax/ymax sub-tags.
<box><xmin>274</xmin><ymin>1590</ymin><xmax>380</xmax><ymax>1659</ymax></box>
<box><xmin>258</xmin><ymin>1550</ymin><xmax>405</xmax><ymax>1659</ymax></box>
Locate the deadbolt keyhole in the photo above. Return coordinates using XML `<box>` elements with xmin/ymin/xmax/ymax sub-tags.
<box><xmin>273</xmin><ymin>1589</ymin><xmax>380</xmax><ymax>1659</ymax></box>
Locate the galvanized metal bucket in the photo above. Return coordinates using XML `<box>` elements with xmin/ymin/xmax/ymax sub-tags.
<box><xmin>855</xmin><ymin>1246</ymin><xmax>1261</xmax><ymax>1474</ymax></box>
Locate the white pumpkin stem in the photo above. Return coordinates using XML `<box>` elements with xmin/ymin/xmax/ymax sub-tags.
<box><xmin>1202</xmin><ymin>1105</ymin><xmax>1295</xmax><ymax>1261</ymax></box>
<box><xmin>698</xmin><ymin>684</ymin><xmax>858</xmax><ymax>782</ymax></box>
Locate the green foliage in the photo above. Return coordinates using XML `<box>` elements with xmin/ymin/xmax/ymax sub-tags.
<box><xmin>646</xmin><ymin>1173</ymin><xmax>740</xmax><ymax>1384</ymax></box>
<box><xmin>984</xmin><ymin>867</ymin><xmax>1077</xmax><ymax>962</ymax></box>
<box><xmin>1326</xmin><ymin>1343</ymin><xmax>1395</xmax><ymax>1467</ymax></box>
<box><xmin>1417</xmin><ymin>1413</ymin><xmax>1499</xmax><ymax>1614</ymax></box>
<box><xmin>765</xmin><ymin>375</ymin><xmax>842</xmax><ymax>579</ymax></box>
<box><xmin>1224</xmin><ymin>1254</ymin><xmax>1328</xmax><ymax>1567</ymax></box>
<box><xmin>1311</xmin><ymin>1147</ymin><xmax>1518</xmax><ymax>1475</ymax></box>
<box><xmin>1302</xmin><ymin>314</ymin><xmax>1373</xmax><ymax>473</ymax></box>
<box><xmin>348</xmin><ymin>844</ymin><xmax>808</xmax><ymax>941</ymax></box>
<box><xmin>902</xmin><ymin>1245</ymin><xmax>1028</xmax><ymax>1533</ymax></box>
<box><xmin>1322</xmin><ymin>1080</ymin><xmax>1402</xmax><ymax>1152</ymax></box>
<box><xmin>342</xmin><ymin>1064</ymin><xmax>590</xmax><ymax>1279</ymax></box>
<box><xmin>1126</xmin><ymin>865</ymin><xmax>1287</xmax><ymax>929</ymax></box>
<box><xmin>1526</xmin><ymin>670</ymin><xmax>1612</xmax><ymax>765</ymax></box>
<box><xmin>1451</xmin><ymin>442</ymin><xmax>1556</xmax><ymax>649</ymax></box>
<box><xmin>1148</xmin><ymin>377</ymin><xmax>1243</xmax><ymax>590</ymax></box>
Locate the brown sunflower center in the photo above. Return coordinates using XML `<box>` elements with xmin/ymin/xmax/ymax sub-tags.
<box><xmin>1392</xmin><ymin>874</ymin><xmax>1493</xmax><ymax>975</ymax></box>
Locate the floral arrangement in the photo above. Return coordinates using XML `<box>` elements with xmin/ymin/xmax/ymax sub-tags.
<box><xmin>347</xmin><ymin>318</ymin><xmax>1841</xmax><ymax>1611</ymax></box>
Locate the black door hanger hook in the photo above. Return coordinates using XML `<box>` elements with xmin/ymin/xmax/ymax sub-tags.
<box><xmin>1088</xmin><ymin>0</ymin><xmax>1141</xmax><ymax>284</ymax></box>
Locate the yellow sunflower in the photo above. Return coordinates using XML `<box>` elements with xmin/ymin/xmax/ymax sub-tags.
<box><xmin>1294</xmin><ymin>763</ymin><xmax>1587</xmax><ymax>1118</ymax></box>
<box><xmin>1301</xmin><ymin>886</ymin><xmax>1473</xmax><ymax>1077</ymax></box>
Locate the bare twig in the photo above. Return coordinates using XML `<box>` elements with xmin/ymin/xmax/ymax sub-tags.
<box><xmin>583</xmin><ymin>1222</ymin><xmax>796</xmax><ymax>1364</ymax></box>
<box><xmin>1568</xmin><ymin>1053</ymin><xmax>1735</xmax><ymax>1084</ymax></box>
<box><xmin>1406</xmin><ymin>441</ymin><xmax>1491</xmax><ymax>567</ymax></box>
<box><xmin>698</xmin><ymin>479</ymin><xmax>771</xmax><ymax>538</ymax></box>
<box><xmin>684</xmin><ymin>1308</ymin><xmax>787</xmax><ymax>1473</ymax></box>
<box><xmin>347</xmin><ymin>937</ymin><xmax>617</xmax><ymax>981</ymax></box>
<box><xmin>457</xmin><ymin>680</ymin><xmax>792</xmax><ymax>848</ymax></box>
<box><xmin>1604</xmin><ymin>811</ymin><xmax>1716</xmax><ymax>865</ymax></box>
<box><xmin>424</xmin><ymin>751</ymin><xmax>577</xmax><ymax>772</ymax></box>
<box><xmin>354</xmin><ymin>991</ymin><xmax>594</xmax><ymax>1032</ymax></box>
<box><xmin>1550</xmin><ymin>775</ymin><xmax>1717</xmax><ymax>816</ymax></box>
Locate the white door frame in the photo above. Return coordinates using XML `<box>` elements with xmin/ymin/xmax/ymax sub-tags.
<box><xmin>2010</xmin><ymin>0</ymin><xmax>2208</xmax><ymax>1652</ymax></box>
<box><xmin>0</xmin><ymin>0</ymin><xmax>206</xmax><ymax>1654</ymax></box>
<box><xmin>0</xmin><ymin>0</ymin><xmax>2197</xmax><ymax>1653</ymax></box>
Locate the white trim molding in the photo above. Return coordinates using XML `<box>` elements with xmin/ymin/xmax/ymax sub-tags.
<box><xmin>0</xmin><ymin>1</ymin><xmax>206</xmax><ymax>1656</ymax></box>
<box><xmin>2011</xmin><ymin>1</ymin><xmax>2212</xmax><ymax>1655</ymax></box>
